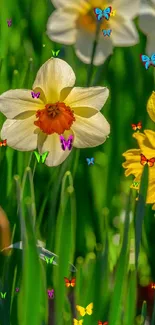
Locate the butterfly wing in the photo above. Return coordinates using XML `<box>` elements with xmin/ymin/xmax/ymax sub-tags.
<box><xmin>60</xmin><ymin>135</ymin><xmax>67</xmax><ymax>150</ymax></box>
<box><xmin>49</xmin><ymin>256</ymin><xmax>55</xmax><ymax>264</ymax></box>
<box><xmin>98</xmin><ymin>321</ymin><xmax>103</xmax><ymax>325</ymax></box>
<box><xmin>3</xmin><ymin>139</ymin><xmax>7</xmax><ymax>146</ymax></box>
<box><xmin>140</xmin><ymin>154</ymin><xmax>147</xmax><ymax>166</ymax></box>
<box><xmin>56</xmin><ymin>50</ymin><xmax>60</xmax><ymax>56</ymax></box>
<box><xmin>64</xmin><ymin>277</ymin><xmax>71</xmax><ymax>287</ymax></box>
<box><xmin>36</xmin><ymin>92</ymin><xmax>40</xmax><ymax>98</ymax></box>
<box><xmin>44</xmin><ymin>256</ymin><xmax>49</xmax><ymax>263</ymax></box>
<box><xmin>41</xmin><ymin>151</ymin><xmax>48</xmax><ymax>163</ymax></box>
<box><xmin>67</xmin><ymin>135</ymin><xmax>73</xmax><ymax>150</ymax></box>
<box><xmin>86</xmin><ymin>158</ymin><xmax>90</xmax><ymax>165</ymax></box>
<box><xmin>70</xmin><ymin>277</ymin><xmax>76</xmax><ymax>287</ymax></box>
<box><xmin>102</xmin><ymin>29</ymin><xmax>107</xmax><ymax>36</ymax></box>
<box><xmin>137</xmin><ymin>121</ymin><xmax>142</xmax><ymax>129</ymax></box>
<box><xmin>4</xmin><ymin>293</ymin><xmax>7</xmax><ymax>298</ymax></box>
<box><xmin>34</xmin><ymin>151</ymin><xmax>40</xmax><ymax>163</ymax></box>
<box><xmin>131</xmin><ymin>123</ymin><xmax>137</xmax><ymax>130</ymax></box>
<box><xmin>151</xmin><ymin>53</ymin><xmax>155</xmax><ymax>66</ymax></box>
<box><xmin>140</xmin><ymin>55</ymin><xmax>150</xmax><ymax>69</ymax></box>
<box><xmin>31</xmin><ymin>91</ymin><xmax>35</xmax><ymax>98</ymax></box>
<box><xmin>103</xmin><ymin>6</ymin><xmax>112</xmax><ymax>20</ymax></box>
<box><xmin>148</xmin><ymin>157</ymin><xmax>155</xmax><ymax>167</ymax></box>
<box><xmin>73</xmin><ymin>319</ymin><xmax>78</xmax><ymax>325</ymax></box>
<box><xmin>103</xmin><ymin>322</ymin><xmax>108</xmax><ymax>325</ymax></box>
<box><xmin>76</xmin><ymin>305</ymin><xmax>86</xmax><ymax>317</ymax></box>
<box><xmin>108</xmin><ymin>29</ymin><xmax>112</xmax><ymax>36</ymax></box>
<box><xmin>52</xmin><ymin>50</ymin><xmax>56</xmax><ymax>56</ymax></box>
<box><xmin>94</xmin><ymin>8</ymin><xmax>103</xmax><ymax>20</ymax></box>
<box><xmin>90</xmin><ymin>158</ymin><xmax>94</xmax><ymax>164</ymax></box>
<box><xmin>86</xmin><ymin>302</ymin><xmax>93</xmax><ymax>315</ymax></box>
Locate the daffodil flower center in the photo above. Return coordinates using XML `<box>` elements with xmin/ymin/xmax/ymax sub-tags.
<box><xmin>34</xmin><ymin>102</ymin><xmax>75</xmax><ymax>135</ymax></box>
<box><xmin>76</xmin><ymin>1</ymin><xmax>109</xmax><ymax>33</ymax></box>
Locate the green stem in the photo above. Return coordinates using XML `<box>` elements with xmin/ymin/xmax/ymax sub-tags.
<box><xmin>86</xmin><ymin>21</ymin><xmax>101</xmax><ymax>87</ymax></box>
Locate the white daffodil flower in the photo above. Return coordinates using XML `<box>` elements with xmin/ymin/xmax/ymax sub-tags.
<box><xmin>46</xmin><ymin>0</ymin><xmax>140</xmax><ymax>66</ymax></box>
<box><xmin>138</xmin><ymin>0</ymin><xmax>155</xmax><ymax>55</ymax></box>
<box><xmin>0</xmin><ymin>58</ymin><xmax>110</xmax><ymax>167</ymax></box>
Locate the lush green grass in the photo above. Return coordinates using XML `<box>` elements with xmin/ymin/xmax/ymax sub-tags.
<box><xmin>0</xmin><ymin>0</ymin><xmax>155</xmax><ymax>324</ymax></box>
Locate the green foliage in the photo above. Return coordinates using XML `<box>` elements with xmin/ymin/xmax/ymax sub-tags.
<box><xmin>0</xmin><ymin>1</ymin><xmax>154</xmax><ymax>324</ymax></box>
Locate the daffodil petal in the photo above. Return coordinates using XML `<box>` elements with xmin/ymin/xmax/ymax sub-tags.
<box><xmin>75</xmin><ymin>29</ymin><xmax>113</xmax><ymax>66</ymax></box>
<box><xmin>72</xmin><ymin>112</ymin><xmax>110</xmax><ymax>148</ymax></box>
<box><xmin>111</xmin><ymin>18</ymin><xmax>139</xmax><ymax>46</ymax></box>
<box><xmin>38</xmin><ymin>133</ymin><xmax>72</xmax><ymax>167</ymax></box>
<box><xmin>122</xmin><ymin>149</ymin><xmax>143</xmax><ymax>177</ymax></box>
<box><xmin>33</xmin><ymin>58</ymin><xmax>76</xmax><ymax>103</ymax></box>
<box><xmin>0</xmin><ymin>89</ymin><xmax>44</xmax><ymax>119</ymax></box>
<box><xmin>146</xmin><ymin>32</ymin><xmax>155</xmax><ymax>57</ymax></box>
<box><xmin>147</xmin><ymin>91</ymin><xmax>155</xmax><ymax>123</ymax></box>
<box><xmin>51</xmin><ymin>0</ymin><xmax>89</xmax><ymax>12</ymax></box>
<box><xmin>144</xmin><ymin>130</ymin><xmax>155</xmax><ymax>150</ymax></box>
<box><xmin>1</xmin><ymin>116</ymin><xmax>38</xmax><ymax>151</ymax></box>
<box><xmin>46</xmin><ymin>9</ymin><xmax>78</xmax><ymax>45</ymax></box>
<box><xmin>133</xmin><ymin>130</ymin><xmax>155</xmax><ymax>157</ymax></box>
<box><xmin>113</xmin><ymin>0</ymin><xmax>140</xmax><ymax>19</ymax></box>
<box><xmin>62</xmin><ymin>86</ymin><xmax>109</xmax><ymax>113</ymax></box>
<box><xmin>138</xmin><ymin>2</ymin><xmax>155</xmax><ymax>35</ymax></box>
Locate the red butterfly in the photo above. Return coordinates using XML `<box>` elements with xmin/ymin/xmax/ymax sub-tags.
<box><xmin>131</xmin><ymin>122</ymin><xmax>142</xmax><ymax>131</ymax></box>
<box><xmin>64</xmin><ymin>277</ymin><xmax>76</xmax><ymax>288</ymax></box>
<box><xmin>98</xmin><ymin>322</ymin><xmax>108</xmax><ymax>325</ymax></box>
<box><xmin>0</xmin><ymin>139</ymin><xmax>7</xmax><ymax>147</ymax></box>
<box><xmin>140</xmin><ymin>154</ymin><xmax>155</xmax><ymax>167</ymax></box>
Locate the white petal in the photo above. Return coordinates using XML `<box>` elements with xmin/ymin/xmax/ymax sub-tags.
<box><xmin>0</xmin><ymin>89</ymin><xmax>44</xmax><ymax>119</ymax></box>
<box><xmin>46</xmin><ymin>10</ymin><xmax>77</xmax><ymax>45</ymax></box>
<box><xmin>39</xmin><ymin>133</ymin><xmax>72</xmax><ymax>167</ymax></box>
<box><xmin>72</xmin><ymin>112</ymin><xmax>110</xmax><ymax>148</ymax></box>
<box><xmin>62</xmin><ymin>86</ymin><xmax>109</xmax><ymax>113</ymax></box>
<box><xmin>146</xmin><ymin>32</ymin><xmax>155</xmax><ymax>55</ymax></box>
<box><xmin>1</xmin><ymin>115</ymin><xmax>38</xmax><ymax>151</ymax></box>
<box><xmin>51</xmin><ymin>0</ymin><xmax>90</xmax><ymax>11</ymax></box>
<box><xmin>33</xmin><ymin>58</ymin><xmax>76</xmax><ymax>103</ymax></box>
<box><xmin>113</xmin><ymin>0</ymin><xmax>140</xmax><ymax>18</ymax></box>
<box><xmin>111</xmin><ymin>18</ymin><xmax>139</xmax><ymax>46</ymax></box>
<box><xmin>138</xmin><ymin>2</ymin><xmax>155</xmax><ymax>35</ymax></box>
<box><xmin>75</xmin><ymin>29</ymin><xmax>113</xmax><ymax>66</ymax></box>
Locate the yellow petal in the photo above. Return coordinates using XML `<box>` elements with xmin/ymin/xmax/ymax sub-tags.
<box><xmin>147</xmin><ymin>91</ymin><xmax>155</xmax><ymax>122</ymax></box>
<box><xmin>72</xmin><ymin>112</ymin><xmax>110</xmax><ymax>148</ymax></box>
<box><xmin>33</xmin><ymin>58</ymin><xmax>76</xmax><ymax>103</ymax></box>
<box><xmin>0</xmin><ymin>89</ymin><xmax>44</xmax><ymax>118</ymax></box>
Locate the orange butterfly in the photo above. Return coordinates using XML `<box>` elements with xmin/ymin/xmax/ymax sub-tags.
<box><xmin>98</xmin><ymin>322</ymin><xmax>108</xmax><ymax>325</ymax></box>
<box><xmin>140</xmin><ymin>154</ymin><xmax>155</xmax><ymax>167</ymax></box>
<box><xmin>0</xmin><ymin>139</ymin><xmax>7</xmax><ymax>147</ymax></box>
<box><xmin>131</xmin><ymin>122</ymin><xmax>142</xmax><ymax>131</ymax></box>
<box><xmin>64</xmin><ymin>277</ymin><xmax>76</xmax><ymax>288</ymax></box>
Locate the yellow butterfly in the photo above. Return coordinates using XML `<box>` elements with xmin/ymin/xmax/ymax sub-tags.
<box><xmin>111</xmin><ymin>10</ymin><xmax>116</xmax><ymax>16</ymax></box>
<box><xmin>76</xmin><ymin>303</ymin><xmax>93</xmax><ymax>316</ymax></box>
<box><xmin>73</xmin><ymin>319</ymin><xmax>83</xmax><ymax>325</ymax></box>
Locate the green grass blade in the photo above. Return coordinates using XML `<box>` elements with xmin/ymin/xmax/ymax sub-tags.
<box><xmin>53</xmin><ymin>171</ymin><xmax>76</xmax><ymax>325</ymax></box>
<box><xmin>135</xmin><ymin>164</ymin><xmax>149</xmax><ymax>268</ymax></box>
<box><xmin>108</xmin><ymin>191</ymin><xmax>132</xmax><ymax>325</ymax></box>
<box><xmin>124</xmin><ymin>271</ymin><xmax>137</xmax><ymax>325</ymax></box>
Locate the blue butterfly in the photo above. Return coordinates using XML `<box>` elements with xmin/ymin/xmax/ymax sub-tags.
<box><xmin>94</xmin><ymin>6</ymin><xmax>112</xmax><ymax>21</ymax></box>
<box><xmin>102</xmin><ymin>29</ymin><xmax>112</xmax><ymax>36</ymax></box>
<box><xmin>140</xmin><ymin>54</ymin><xmax>155</xmax><ymax>70</ymax></box>
<box><xmin>86</xmin><ymin>158</ymin><xmax>94</xmax><ymax>165</ymax></box>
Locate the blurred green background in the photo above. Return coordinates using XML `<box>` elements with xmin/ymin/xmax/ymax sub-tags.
<box><xmin>0</xmin><ymin>0</ymin><xmax>155</xmax><ymax>324</ymax></box>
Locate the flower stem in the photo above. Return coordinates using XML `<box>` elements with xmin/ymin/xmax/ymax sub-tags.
<box><xmin>86</xmin><ymin>21</ymin><xmax>101</xmax><ymax>87</ymax></box>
